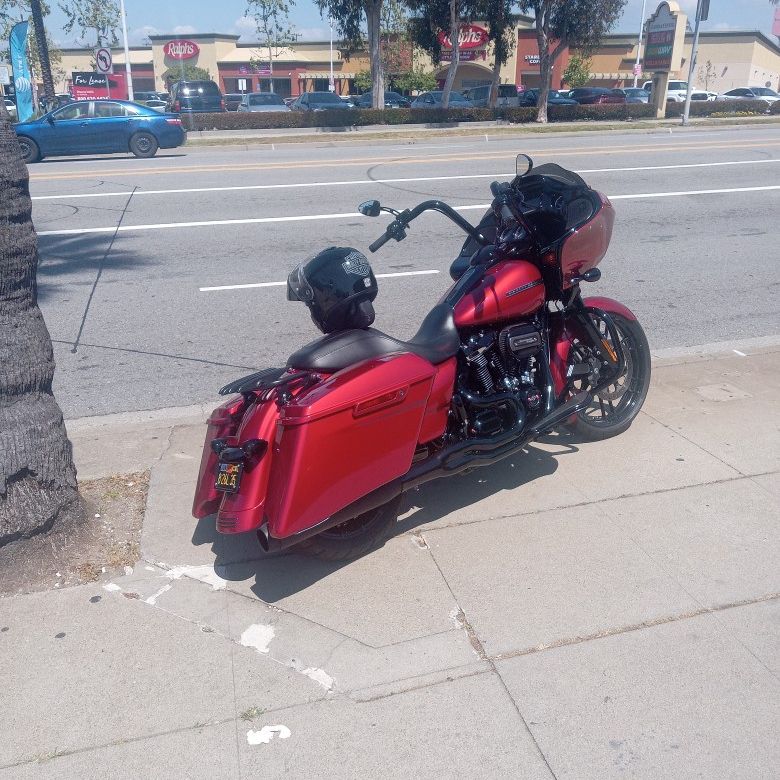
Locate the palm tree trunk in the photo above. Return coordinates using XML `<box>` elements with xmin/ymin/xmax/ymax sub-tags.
<box><xmin>30</xmin><ymin>0</ymin><xmax>56</xmax><ymax>104</ymax></box>
<box><xmin>366</xmin><ymin>0</ymin><xmax>385</xmax><ymax>109</ymax></box>
<box><xmin>441</xmin><ymin>0</ymin><xmax>460</xmax><ymax>109</ymax></box>
<box><xmin>0</xmin><ymin>115</ymin><xmax>80</xmax><ymax>546</ymax></box>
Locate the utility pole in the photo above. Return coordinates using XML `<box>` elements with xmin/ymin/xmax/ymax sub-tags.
<box><xmin>329</xmin><ymin>18</ymin><xmax>335</xmax><ymax>92</ymax></box>
<box><xmin>682</xmin><ymin>0</ymin><xmax>708</xmax><ymax>125</ymax></box>
<box><xmin>119</xmin><ymin>0</ymin><xmax>134</xmax><ymax>101</ymax></box>
<box><xmin>632</xmin><ymin>0</ymin><xmax>648</xmax><ymax>88</ymax></box>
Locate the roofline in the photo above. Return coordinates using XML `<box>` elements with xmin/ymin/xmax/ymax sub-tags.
<box><xmin>148</xmin><ymin>33</ymin><xmax>240</xmax><ymax>41</ymax></box>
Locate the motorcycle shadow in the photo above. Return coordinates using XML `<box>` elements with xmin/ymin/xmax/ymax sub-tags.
<box><xmin>191</xmin><ymin>434</ymin><xmax>580</xmax><ymax>602</ymax></box>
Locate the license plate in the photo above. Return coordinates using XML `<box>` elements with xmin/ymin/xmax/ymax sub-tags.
<box><xmin>215</xmin><ymin>462</ymin><xmax>243</xmax><ymax>493</ymax></box>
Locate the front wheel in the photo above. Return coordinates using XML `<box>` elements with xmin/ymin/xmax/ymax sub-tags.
<box><xmin>294</xmin><ymin>494</ymin><xmax>402</xmax><ymax>561</ymax></box>
<box><xmin>129</xmin><ymin>131</ymin><xmax>158</xmax><ymax>158</ymax></box>
<box><xmin>569</xmin><ymin>312</ymin><xmax>651</xmax><ymax>441</ymax></box>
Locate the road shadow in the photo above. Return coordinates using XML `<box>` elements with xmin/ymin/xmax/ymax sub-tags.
<box><xmin>35</xmin><ymin>232</ymin><xmax>155</xmax><ymax>304</ymax></box>
<box><xmin>33</xmin><ymin>153</ymin><xmax>187</xmax><ymax>165</ymax></box>
<box><xmin>192</xmin><ymin>434</ymin><xmax>580</xmax><ymax>602</ymax></box>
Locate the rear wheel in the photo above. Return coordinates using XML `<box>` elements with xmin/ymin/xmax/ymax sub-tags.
<box><xmin>568</xmin><ymin>312</ymin><xmax>651</xmax><ymax>441</ymax></box>
<box><xmin>129</xmin><ymin>131</ymin><xmax>158</xmax><ymax>158</ymax></box>
<box><xmin>295</xmin><ymin>494</ymin><xmax>402</xmax><ymax>561</ymax></box>
<box><xmin>17</xmin><ymin>136</ymin><xmax>40</xmax><ymax>164</ymax></box>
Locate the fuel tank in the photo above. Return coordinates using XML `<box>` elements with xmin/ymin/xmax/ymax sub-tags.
<box><xmin>453</xmin><ymin>260</ymin><xmax>544</xmax><ymax>328</ymax></box>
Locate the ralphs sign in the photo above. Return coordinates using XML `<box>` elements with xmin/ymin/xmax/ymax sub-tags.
<box><xmin>438</xmin><ymin>24</ymin><xmax>489</xmax><ymax>50</ymax></box>
<box><xmin>164</xmin><ymin>39</ymin><xmax>200</xmax><ymax>60</ymax></box>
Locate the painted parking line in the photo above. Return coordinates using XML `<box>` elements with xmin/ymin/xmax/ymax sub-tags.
<box><xmin>30</xmin><ymin>158</ymin><xmax>780</xmax><ymax>201</ymax></box>
<box><xmin>35</xmin><ymin>184</ymin><xmax>780</xmax><ymax>237</ymax></box>
<box><xmin>199</xmin><ymin>269</ymin><xmax>441</xmax><ymax>292</ymax></box>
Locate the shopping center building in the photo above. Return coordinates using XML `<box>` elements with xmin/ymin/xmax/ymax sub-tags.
<box><xmin>51</xmin><ymin>24</ymin><xmax>780</xmax><ymax>99</ymax></box>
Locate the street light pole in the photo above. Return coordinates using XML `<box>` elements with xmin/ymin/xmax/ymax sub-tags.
<box><xmin>119</xmin><ymin>0</ymin><xmax>133</xmax><ymax>101</ymax></box>
<box><xmin>329</xmin><ymin>18</ymin><xmax>335</xmax><ymax>92</ymax></box>
<box><xmin>633</xmin><ymin>0</ymin><xmax>648</xmax><ymax>88</ymax></box>
<box><xmin>682</xmin><ymin>0</ymin><xmax>707</xmax><ymax>126</ymax></box>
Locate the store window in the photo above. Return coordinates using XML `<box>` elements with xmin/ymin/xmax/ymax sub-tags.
<box><xmin>223</xmin><ymin>77</ymin><xmax>254</xmax><ymax>94</ymax></box>
<box><xmin>312</xmin><ymin>78</ymin><xmax>330</xmax><ymax>92</ymax></box>
<box><xmin>257</xmin><ymin>78</ymin><xmax>292</xmax><ymax>97</ymax></box>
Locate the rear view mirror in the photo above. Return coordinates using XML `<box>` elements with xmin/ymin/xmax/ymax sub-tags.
<box><xmin>358</xmin><ymin>200</ymin><xmax>381</xmax><ymax>217</ymax></box>
<box><xmin>516</xmin><ymin>154</ymin><xmax>533</xmax><ymax>177</ymax></box>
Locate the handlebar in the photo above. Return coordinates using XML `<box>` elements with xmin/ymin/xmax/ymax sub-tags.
<box><xmin>369</xmin><ymin>232</ymin><xmax>392</xmax><ymax>253</ymax></box>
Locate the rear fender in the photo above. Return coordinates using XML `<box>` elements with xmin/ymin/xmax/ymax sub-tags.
<box><xmin>215</xmin><ymin>400</ymin><xmax>281</xmax><ymax>534</ymax></box>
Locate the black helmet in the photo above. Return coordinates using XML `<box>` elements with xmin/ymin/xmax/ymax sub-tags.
<box><xmin>287</xmin><ymin>247</ymin><xmax>378</xmax><ymax>334</ymax></box>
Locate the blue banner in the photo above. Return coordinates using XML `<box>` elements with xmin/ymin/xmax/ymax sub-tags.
<box><xmin>10</xmin><ymin>21</ymin><xmax>33</xmax><ymax>123</ymax></box>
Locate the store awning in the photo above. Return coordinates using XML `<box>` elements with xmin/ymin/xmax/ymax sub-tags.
<box><xmin>299</xmin><ymin>72</ymin><xmax>355</xmax><ymax>79</ymax></box>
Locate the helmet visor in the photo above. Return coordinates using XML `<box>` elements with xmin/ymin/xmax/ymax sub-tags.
<box><xmin>286</xmin><ymin>263</ymin><xmax>314</xmax><ymax>303</ymax></box>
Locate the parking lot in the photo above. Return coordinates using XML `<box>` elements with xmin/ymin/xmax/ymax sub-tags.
<box><xmin>27</xmin><ymin>124</ymin><xmax>780</xmax><ymax>418</ymax></box>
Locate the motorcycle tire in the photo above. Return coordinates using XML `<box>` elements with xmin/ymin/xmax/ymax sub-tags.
<box><xmin>570</xmin><ymin>313</ymin><xmax>651</xmax><ymax>441</ymax></box>
<box><xmin>295</xmin><ymin>494</ymin><xmax>403</xmax><ymax>561</ymax></box>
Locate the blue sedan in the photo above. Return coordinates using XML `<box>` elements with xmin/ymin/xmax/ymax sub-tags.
<box><xmin>14</xmin><ymin>99</ymin><xmax>186</xmax><ymax>163</ymax></box>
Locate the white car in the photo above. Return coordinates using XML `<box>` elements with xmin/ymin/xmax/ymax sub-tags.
<box><xmin>642</xmin><ymin>79</ymin><xmax>690</xmax><ymax>102</ymax></box>
<box><xmin>3</xmin><ymin>97</ymin><xmax>16</xmax><ymax>120</ymax></box>
<box><xmin>717</xmin><ymin>87</ymin><xmax>779</xmax><ymax>105</ymax></box>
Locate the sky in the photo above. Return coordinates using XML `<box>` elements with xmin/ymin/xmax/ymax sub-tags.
<box><xmin>40</xmin><ymin>0</ymin><xmax>780</xmax><ymax>48</ymax></box>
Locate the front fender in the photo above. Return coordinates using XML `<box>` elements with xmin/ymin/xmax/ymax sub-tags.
<box><xmin>582</xmin><ymin>296</ymin><xmax>638</xmax><ymax>322</ymax></box>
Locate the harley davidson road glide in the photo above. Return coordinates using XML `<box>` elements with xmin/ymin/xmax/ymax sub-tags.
<box><xmin>193</xmin><ymin>155</ymin><xmax>651</xmax><ymax>560</ymax></box>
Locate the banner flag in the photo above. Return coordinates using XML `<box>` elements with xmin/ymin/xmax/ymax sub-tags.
<box><xmin>10</xmin><ymin>21</ymin><xmax>33</xmax><ymax>122</ymax></box>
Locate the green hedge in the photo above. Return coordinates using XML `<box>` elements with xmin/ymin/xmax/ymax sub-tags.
<box><xmin>184</xmin><ymin>103</ymin><xmax>653</xmax><ymax>131</ymax></box>
<box><xmin>664</xmin><ymin>99</ymin><xmax>769</xmax><ymax>118</ymax></box>
<box><xmin>182</xmin><ymin>98</ymin><xmax>771</xmax><ymax>131</ymax></box>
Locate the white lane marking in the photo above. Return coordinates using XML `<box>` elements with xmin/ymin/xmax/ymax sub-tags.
<box><xmin>30</xmin><ymin>158</ymin><xmax>780</xmax><ymax>200</ymax></box>
<box><xmin>199</xmin><ymin>269</ymin><xmax>440</xmax><ymax>292</ymax></box>
<box><xmin>36</xmin><ymin>184</ymin><xmax>780</xmax><ymax>237</ymax></box>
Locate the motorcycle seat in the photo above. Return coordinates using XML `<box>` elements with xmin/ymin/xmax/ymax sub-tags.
<box><xmin>288</xmin><ymin>303</ymin><xmax>460</xmax><ymax>372</ymax></box>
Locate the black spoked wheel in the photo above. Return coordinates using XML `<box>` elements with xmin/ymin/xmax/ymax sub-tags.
<box><xmin>295</xmin><ymin>494</ymin><xmax>402</xmax><ymax>561</ymax></box>
<box><xmin>129</xmin><ymin>131</ymin><xmax>159</xmax><ymax>159</ymax></box>
<box><xmin>568</xmin><ymin>312</ymin><xmax>651</xmax><ymax>441</ymax></box>
<box><xmin>18</xmin><ymin>136</ymin><xmax>41</xmax><ymax>164</ymax></box>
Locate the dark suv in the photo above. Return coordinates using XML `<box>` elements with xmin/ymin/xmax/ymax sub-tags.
<box><xmin>167</xmin><ymin>80</ymin><xmax>225</xmax><ymax>113</ymax></box>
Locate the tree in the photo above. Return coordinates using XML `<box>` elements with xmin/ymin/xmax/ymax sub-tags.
<box><xmin>479</xmin><ymin>0</ymin><xmax>517</xmax><ymax>108</ymax></box>
<box><xmin>246</xmin><ymin>0</ymin><xmax>297</xmax><ymax>94</ymax></box>
<box><xmin>162</xmin><ymin>63</ymin><xmax>211</xmax><ymax>89</ymax></box>
<box><xmin>518</xmin><ymin>0</ymin><xmax>626</xmax><ymax>123</ymax></box>
<box><xmin>30</xmin><ymin>0</ymin><xmax>56</xmax><ymax>104</ymax></box>
<box><xmin>58</xmin><ymin>0</ymin><xmax>119</xmax><ymax>48</ymax></box>
<box><xmin>381</xmin><ymin>0</ymin><xmax>413</xmax><ymax>85</ymax></box>
<box><xmin>393</xmin><ymin>66</ymin><xmax>437</xmax><ymax>94</ymax></box>
<box><xmin>697</xmin><ymin>58</ymin><xmax>716</xmax><ymax>91</ymax></box>
<box><xmin>355</xmin><ymin>69</ymin><xmax>372</xmax><ymax>92</ymax></box>
<box><xmin>0</xmin><ymin>111</ymin><xmax>81</xmax><ymax>546</ymax></box>
<box><xmin>562</xmin><ymin>53</ymin><xmax>591</xmax><ymax>88</ymax></box>
<box><xmin>318</xmin><ymin>0</ymin><xmax>386</xmax><ymax>109</ymax></box>
<box><xmin>1</xmin><ymin>1</ymin><xmax>64</xmax><ymax>104</ymax></box>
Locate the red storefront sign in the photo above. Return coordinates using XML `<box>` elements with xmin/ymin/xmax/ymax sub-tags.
<box><xmin>164</xmin><ymin>39</ymin><xmax>200</xmax><ymax>60</ymax></box>
<box><xmin>70</xmin><ymin>71</ymin><xmax>128</xmax><ymax>100</ymax></box>
<box><xmin>438</xmin><ymin>24</ymin><xmax>489</xmax><ymax>50</ymax></box>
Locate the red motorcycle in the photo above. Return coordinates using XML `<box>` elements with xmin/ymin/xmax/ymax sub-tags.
<box><xmin>193</xmin><ymin>156</ymin><xmax>651</xmax><ymax>560</ymax></box>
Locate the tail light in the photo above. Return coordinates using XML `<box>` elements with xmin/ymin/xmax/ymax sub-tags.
<box><xmin>173</xmin><ymin>99</ymin><xmax>180</xmax><ymax>111</ymax></box>
<box><xmin>598</xmin><ymin>95</ymin><xmax>607</xmax><ymax>104</ymax></box>
<box><xmin>220</xmin><ymin>99</ymin><xmax>225</xmax><ymax>111</ymax></box>
<box><xmin>165</xmin><ymin>117</ymin><xmax>182</xmax><ymax>125</ymax></box>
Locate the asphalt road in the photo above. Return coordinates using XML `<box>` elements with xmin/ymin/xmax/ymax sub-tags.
<box><xmin>27</xmin><ymin>124</ymin><xmax>780</xmax><ymax>418</ymax></box>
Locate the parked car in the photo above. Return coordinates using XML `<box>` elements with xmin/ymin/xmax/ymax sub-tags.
<box><xmin>717</xmin><ymin>86</ymin><xmax>779</xmax><ymax>105</ymax></box>
<box><xmin>3</xmin><ymin>97</ymin><xmax>16</xmax><ymax>120</ymax></box>
<box><xmin>224</xmin><ymin>93</ymin><xmax>244</xmax><ymax>111</ymax></box>
<box><xmin>617</xmin><ymin>87</ymin><xmax>650</xmax><ymax>104</ymax></box>
<box><xmin>354</xmin><ymin>91</ymin><xmax>411</xmax><ymax>108</ymax></box>
<box><xmin>464</xmin><ymin>84</ymin><xmax>522</xmax><ymax>107</ymax></box>
<box><xmin>568</xmin><ymin>87</ymin><xmax>626</xmax><ymax>105</ymax></box>
<box><xmin>691</xmin><ymin>90</ymin><xmax>718</xmax><ymax>101</ymax></box>
<box><xmin>134</xmin><ymin>90</ymin><xmax>166</xmax><ymax>103</ymax></box>
<box><xmin>517</xmin><ymin>88</ymin><xmax>577</xmax><ymax>107</ymax></box>
<box><xmin>167</xmin><ymin>80</ymin><xmax>224</xmax><ymax>113</ymax></box>
<box><xmin>642</xmin><ymin>79</ymin><xmax>690</xmax><ymax>102</ymax></box>
<box><xmin>143</xmin><ymin>98</ymin><xmax>169</xmax><ymax>112</ymax></box>
<box><xmin>289</xmin><ymin>91</ymin><xmax>351</xmax><ymax>112</ymax></box>
<box><xmin>410</xmin><ymin>90</ymin><xmax>473</xmax><ymax>108</ymax></box>
<box><xmin>237</xmin><ymin>92</ymin><xmax>290</xmax><ymax>112</ymax></box>
<box><xmin>13</xmin><ymin>99</ymin><xmax>185</xmax><ymax>163</ymax></box>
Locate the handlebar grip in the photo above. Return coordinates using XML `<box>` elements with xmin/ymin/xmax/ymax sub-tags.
<box><xmin>490</xmin><ymin>181</ymin><xmax>502</xmax><ymax>197</ymax></box>
<box><xmin>369</xmin><ymin>232</ymin><xmax>391</xmax><ymax>253</ymax></box>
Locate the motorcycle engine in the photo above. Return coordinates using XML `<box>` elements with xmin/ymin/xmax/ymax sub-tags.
<box><xmin>459</xmin><ymin>320</ymin><xmax>544</xmax><ymax>438</ymax></box>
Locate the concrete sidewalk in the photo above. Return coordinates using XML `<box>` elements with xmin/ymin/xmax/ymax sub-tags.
<box><xmin>3</xmin><ymin>340</ymin><xmax>779</xmax><ymax>778</ymax></box>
